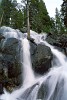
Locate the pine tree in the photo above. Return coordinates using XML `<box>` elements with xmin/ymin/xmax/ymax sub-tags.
<box><xmin>10</xmin><ymin>8</ymin><xmax>24</xmax><ymax>30</ymax></box>
<box><xmin>53</xmin><ymin>8</ymin><xmax>67</xmax><ymax>34</ymax></box>
<box><xmin>1</xmin><ymin>0</ymin><xmax>13</xmax><ymax>26</ymax></box>
<box><xmin>0</xmin><ymin>0</ymin><xmax>24</xmax><ymax>29</ymax></box>
<box><xmin>29</xmin><ymin>0</ymin><xmax>51</xmax><ymax>33</ymax></box>
<box><xmin>61</xmin><ymin>0</ymin><xmax>67</xmax><ymax>27</ymax></box>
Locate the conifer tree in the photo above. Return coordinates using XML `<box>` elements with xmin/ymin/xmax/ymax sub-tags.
<box><xmin>1</xmin><ymin>0</ymin><xmax>13</xmax><ymax>26</ymax></box>
<box><xmin>61</xmin><ymin>0</ymin><xmax>67</xmax><ymax>27</ymax></box>
<box><xmin>23</xmin><ymin>0</ymin><xmax>51</xmax><ymax>33</ymax></box>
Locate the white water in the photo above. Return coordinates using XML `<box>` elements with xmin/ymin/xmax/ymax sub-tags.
<box><xmin>22</xmin><ymin>38</ymin><xmax>35</xmax><ymax>86</ymax></box>
<box><xmin>42</xmin><ymin>41</ymin><xmax>66</xmax><ymax>66</ymax></box>
<box><xmin>0</xmin><ymin>27</ymin><xmax>67</xmax><ymax>100</ymax></box>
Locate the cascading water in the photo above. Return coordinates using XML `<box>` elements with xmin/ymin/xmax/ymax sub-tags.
<box><xmin>21</xmin><ymin>38</ymin><xmax>35</xmax><ymax>86</ymax></box>
<box><xmin>0</xmin><ymin>27</ymin><xmax>67</xmax><ymax>100</ymax></box>
<box><xmin>42</xmin><ymin>41</ymin><xmax>66</xmax><ymax>66</ymax></box>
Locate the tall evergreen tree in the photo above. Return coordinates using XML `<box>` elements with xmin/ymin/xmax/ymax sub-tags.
<box><xmin>10</xmin><ymin>8</ymin><xmax>24</xmax><ymax>29</ymax></box>
<box><xmin>29</xmin><ymin>0</ymin><xmax>51</xmax><ymax>33</ymax></box>
<box><xmin>53</xmin><ymin>8</ymin><xmax>67</xmax><ymax>34</ymax></box>
<box><xmin>0</xmin><ymin>0</ymin><xmax>24</xmax><ymax>29</ymax></box>
<box><xmin>1</xmin><ymin>0</ymin><xmax>13</xmax><ymax>26</ymax></box>
<box><xmin>61</xmin><ymin>0</ymin><xmax>67</xmax><ymax>27</ymax></box>
<box><xmin>23</xmin><ymin>0</ymin><xmax>51</xmax><ymax>33</ymax></box>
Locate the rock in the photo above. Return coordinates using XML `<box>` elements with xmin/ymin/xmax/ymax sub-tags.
<box><xmin>30</xmin><ymin>41</ymin><xmax>37</xmax><ymax>55</ymax></box>
<box><xmin>0</xmin><ymin>27</ymin><xmax>22</xmax><ymax>88</ymax></box>
<box><xmin>31</xmin><ymin>43</ymin><xmax>53</xmax><ymax>74</ymax></box>
<box><xmin>46</xmin><ymin>33</ymin><xmax>67</xmax><ymax>56</ymax></box>
<box><xmin>27</xmin><ymin>37</ymin><xmax>37</xmax><ymax>45</ymax></box>
<box><xmin>0</xmin><ymin>31</ymin><xmax>5</xmax><ymax>52</ymax></box>
<box><xmin>2</xmin><ymin>38</ymin><xmax>20</xmax><ymax>55</ymax></box>
<box><xmin>20</xmin><ymin>27</ymin><xmax>27</xmax><ymax>33</ymax></box>
<box><xmin>0</xmin><ymin>84</ymin><xmax>4</xmax><ymax>94</ymax></box>
<box><xmin>0</xmin><ymin>34</ymin><xmax>5</xmax><ymax>41</ymax></box>
<box><xmin>46</xmin><ymin>33</ymin><xmax>60</xmax><ymax>45</ymax></box>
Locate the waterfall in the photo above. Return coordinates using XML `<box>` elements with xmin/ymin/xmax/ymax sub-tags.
<box><xmin>0</xmin><ymin>27</ymin><xmax>67</xmax><ymax>100</ymax></box>
<box><xmin>21</xmin><ymin>38</ymin><xmax>35</xmax><ymax>86</ymax></box>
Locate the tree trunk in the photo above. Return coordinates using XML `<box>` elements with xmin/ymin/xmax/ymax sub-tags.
<box><xmin>27</xmin><ymin>0</ymin><xmax>30</xmax><ymax>38</ymax></box>
<box><xmin>0</xmin><ymin>11</ymin><xmax>4</xmax><ymax>27</ymax></box>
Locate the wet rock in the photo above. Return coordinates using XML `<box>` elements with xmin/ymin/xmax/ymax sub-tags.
<box><xmin>46</xmin><ymin>33</ymin><xmax>59</xmax><ymax>45</ymax></box>
<box><xmin>46</xmin><ymin>33</ymin><xmax>67</xmax><ymax>56</ymax></box>
<box><xmin>2</xmin><ymin>38</ymin><xmax>20</xmax><ymax>55</ymax></box>
<box><xmin>0</xmin><ymin>84</ymin><xmax>4</xmax><ymax>94</ymax></box>
<box><xmin>0</xmin><ymin>34</ymin><xmax>5</xmax><ymax>41</ymax></box>
<box><xmin>20</xmin><ymin>27</ymin><xmax>27</xmax><ymax>33</ymax></box>
<box><xmin>0</xmin><ymin>26</ymin><xmax>22</xmax><ymax>88</ymax></box>
<box><xmin>31</xmin><ymin>43</ymin><xmax>53</xmax><ymax>74</ymax></box>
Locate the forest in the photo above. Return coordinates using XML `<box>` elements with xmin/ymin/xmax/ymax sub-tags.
<box><xmin>0</xmin><ymin>0</ymin><xmax>67</xmax><ymax>34</ymax></box>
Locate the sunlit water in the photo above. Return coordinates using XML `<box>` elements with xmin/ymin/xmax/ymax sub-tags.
<box><xmin>0</xmin><ymin>27</ymin><xmax>67</xmax><ymax>100</ymax></box>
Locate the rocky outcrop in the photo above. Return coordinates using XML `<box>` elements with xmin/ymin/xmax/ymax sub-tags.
<box><xmin>30</xmin><ymin>42</ymin><xmax>53</xmax><ymax>74</ymax></box>
<box><xmin>46</xmin><ymin>33</ymin><xmax>67</xmax><ymax>56</ymax></box>
<box><xmin>0</xmin><ymin>27</ymin><xmax>22</xmax><ymax>92</ymax></box>
<box><xmin>0</xmin><ymin>34</ymin><xmax>5</xmax><ymax>41</ymax></box>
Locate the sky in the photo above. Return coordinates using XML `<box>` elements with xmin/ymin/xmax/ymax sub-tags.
<box><xmin>44</xmin><ymin>0</ymin><xmax>63</xmax><ymax>17</ymax></box>
<box><xmin>17</xmin><ymin>0</ymin><xmax>63</xmax><ymax>18</ymax></box>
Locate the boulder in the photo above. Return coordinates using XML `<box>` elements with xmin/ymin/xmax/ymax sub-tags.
<box><xmin>0</xmin><ymin>34</ymin><xmax>5</xmax><ymax>41</ymax></box>
<box><xmin>2</xmin><ymin>38</ymin><xmax>20</xmax><ymax>55</ymax></box>
<box><xmin>30</xmin><ymin>43</ymin><xmax>53</xmax><ymax>74</ymax></box>
<box><xmin>0</xmin><ymin>32</ymin><xmax>5</xmax><ymax>52</ymax></box>
<box><xmin>0</xmin><ymin>27</ymin><xmax>22</xmax><ymax>88</ymax></box>
<box><xmin>46</xmin><ymin>33</ymin><xmax>60</xmax><ymax>45</ymax></box>
<box><xmin>46</xmin><ymin>33</ymin><xmax>67</xmax><ymax>56</ymax></box>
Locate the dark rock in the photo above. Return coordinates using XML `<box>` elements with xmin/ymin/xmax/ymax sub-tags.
<box><xmin>31</xmin><ymin>43</ymin><xmax>52</xmax><ymax>74</ymax></box>
<box><xmin>0</xmin><ymin>83</ymin><xmax>4</xmax><ymax>94</ymax></box>
<box><xmin>46</xmin><ymin>33</ymin><xmax>59</xmax><ymax>45</ymax></box>
<box><xmin>0</xmin><ymin>34</ymin><xmax>5</xmax><ymax>41</ymax></box>
<box><xmin>20</xmin><ymin>27</ymin><xmax>27</xmax><ymax>33</ymax></box>
<box><xmin>46</xmin><ymin>33</ymin><xmax>67</xmax><ymax>56</ymax></box>
<box><xmin>0</xmin><ymin>27</ymin><xmax>22</xmax><ymax>88</ymax></box>
<box><xmin>30</xmin><ymin>41</ymin><xmax>37</xmax><ymax>55</ymax></box>
<box><xmin>2</xmin><ymin>38</ymin><xmax>19</xmax><ymax>55</ymax></box>
<box><xmin>27</xmin><ymin>37</ymin><xmax>37</xmax><ymax>46</ymax></box>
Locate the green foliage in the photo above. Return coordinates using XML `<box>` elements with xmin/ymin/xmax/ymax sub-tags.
<box><xmin>51</xmin><ymin>8</ymin><xmax>67</xmax><ymax>34</ymax></box>
<box><xmin>0</xmin><ymin>0</ymin><xmax>13</xmax><ymax>26</ymax></box>
<box><xmin>61</xmin><ymin>0</ymin><xmax>67</xmax><ymax>27</ymax></box>
<box><xmin>23</xmin><ymin>0</ymin><xmax>51</xmax><ymax>33</ymax></box>
<box><xmin>0</xmin><ymin>0</ymin><xmax>24</xmax><ymax>29</ymax></box>
<box><xmin>10</xmin><ymin>8</ymin><xmax>24</xmax><ymax>30</ymax></box>
<box><xmin>0</xmin><ymin>0</ymin><xmax>67</xmax><ymax>34</ymax></box>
